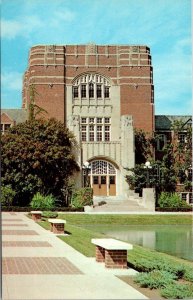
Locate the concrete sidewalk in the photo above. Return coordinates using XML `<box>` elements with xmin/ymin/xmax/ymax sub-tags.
<box><xmin>2</xmin><ymin>212</ymin><xmax>148</xmax><ymax>300</ymax></box>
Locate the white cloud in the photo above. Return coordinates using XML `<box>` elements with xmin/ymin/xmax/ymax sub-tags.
<box><xmin>54</xmin><ymin>10</ymin><xmax>75</xmax><ymax>22</ymax></box>
<box><xmin>1</xmin><ymin>71</ymin><xmax>23</xmax><ymax>91</ymax></box>
<box><xmin>1</xmin><ymin>20</ymin><xmax>22</xmax><ymax>39</ymax></box>
<box><xmin>1</xmin><ymin>15</ymin><xmax>44</xmax><ymax>39</ymax></box>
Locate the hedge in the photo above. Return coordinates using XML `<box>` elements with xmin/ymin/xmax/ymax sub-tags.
<box><xmin>1</xmin><ymin>206</ymin><xmax>84</xmax><ymax>212</ymax></box>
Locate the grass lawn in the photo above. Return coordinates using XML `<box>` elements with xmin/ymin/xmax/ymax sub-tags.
<box><xmin>38</xmin><ymin>214</ymin><xmax>193</xmax><ymax>266</ymax></box>
<box><xmin>37</xmin><ymin>214</ymin><xmax>193</xmax><ymax>299</ymax></box>
<box><xmin>57</xmin><ymin>213</ymin><xmax>192</xmax><ymax>225</ymax></box>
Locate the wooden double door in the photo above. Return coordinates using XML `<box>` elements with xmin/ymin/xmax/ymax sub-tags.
<box><xmin>92</xmin><ymin>175</ymin><xmax>116</xmax><ymax>196</ymax></box>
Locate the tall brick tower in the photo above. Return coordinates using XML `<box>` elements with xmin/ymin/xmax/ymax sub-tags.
<box><xmin>22</xmin><ymin>44</ymin><xmax>154</xmax><ymax>199</ymax></box>
<box><xmin>22</xmin><ymin>44</ymin><xmax>154</xmax><ymax>132</ymax></box>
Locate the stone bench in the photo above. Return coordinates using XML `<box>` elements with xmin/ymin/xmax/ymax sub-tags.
<box><xmin>91</xmin><ymin>238</ymin><xmax>133</xmax><ymax>269</ymax></box>
<box><xmin>31</xmin><ymin>211</ymin><xmax>42</xmax><ymax>222</ymax></box>
<box><xmin>48</xmin><ymin>219</ymin><xmax>66</xmax><ymax>234</ymax></box>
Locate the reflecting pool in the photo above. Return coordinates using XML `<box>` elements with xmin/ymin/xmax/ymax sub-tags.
<box><xmin>84</xmin><ymin>225</ymin><xmax>193</xmax><ymax>261</ymax></box>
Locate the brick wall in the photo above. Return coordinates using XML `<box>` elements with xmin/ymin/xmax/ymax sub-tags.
<box><xmin>23</xmin><ymin>44</ymin><xmax>154</xmax><ymax>132</ymax></box>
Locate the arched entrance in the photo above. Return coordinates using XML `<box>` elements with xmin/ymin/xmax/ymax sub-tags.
<box><xmin>88</xmin><ymin>160</ymin><xmax>117</xmax><ymax>196</ymax></box>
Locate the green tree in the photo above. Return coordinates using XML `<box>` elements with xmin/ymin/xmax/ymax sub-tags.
<box><xmin>134</xmin><ymin>129</ymin><xmax>155</xmax><ymax>164</ymax></box>
<box><xmin>1</xmin><ymin>118</ymin><xmax>79</xmax><ymax>206</ymax></box>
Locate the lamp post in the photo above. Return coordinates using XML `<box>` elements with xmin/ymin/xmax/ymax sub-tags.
<box><xmin>82</xmin><ymin>161</ymin><xmax>91</xmax><ymax>187</ymax></box>
<box><xmin>144</xmin><ymin>161</ymin><xmax>152</xmax><ymax>188</ymax></box>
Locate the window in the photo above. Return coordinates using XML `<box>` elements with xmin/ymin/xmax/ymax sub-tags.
<box><xmin>81</xmin><ymin>125</ymin><xmax>87</xmax><ymax>141</ymax></box>
<box><xmin>81</xmin><ymin>117</ymin><xmax>86</xmax><ymax>123</ymax></box>
<box><xmin>105</xmin><ymin>117</ymin><xmax>110</xmax><ymax>123</ymax></box>
<box><xmin>4</xmin><ymin>124</ymin><xmax>11</xmax><ymax>131</ymax></box>
<box><xmin>73</xmin><ymin>86</ymin><xmax>78</xmax><ymax>98</ymax></box>
<box><xmin>89</xmin><ymin>83</ymin><xmax>94</xmax><ymax>98</ymax></box>
<box><xmin>89</xmin><ymin>125</ymin><xmax>94</xmax><ymax>141</ymax></box>
<box><xmin>81</xmin><ymin>85</ymin><xmax>86</xmax><ymax>97</ymax></box>
<box><xmin>1</xmin><ymin>123</ymin><xmax>11</xmax><ymax>134</ymax></box>
<box><xmin>97</xmin><ymin>118</ymin><xmax>102</xmax><ymax>124</ymax></box>
<box><xmin>156</xmin><ymin>134</ymin><xmax>166</xmax><ymax>150</ymax></box>
<box><xmin>97</xmin><ymin>125</ymin><xmax>102</xmax><ymax>141</ymax></box>
<box><xmin>104</xmin><ymin>125</ymin><xmax>110</xmax><ymax>141</ymax></box>
<box><xmin>72</xmin><ymin>74</ymin><xmax>110</xmax><ymax>100</ymax></box>
<box><xmin>80</xmin><ymin>117</ymin><xmax>111</xmax><ymax>142</ymax></box>
<box><xmin>178</xmin><ymin>133</ymin><xmax>186</xmax><ymax>144</ymax></box>
<box><xmin>104</xmin><ymin>86</ymin><xmax>109</xmax><ymax>98</ymax></box>
<box><xmin>97</xmin><ymin>85</ymin><xmax>102</xmax><ymax>98</ymax></box>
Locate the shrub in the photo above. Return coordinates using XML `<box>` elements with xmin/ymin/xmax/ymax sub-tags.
<box><xmin>98</xmin><ymin>201</ymin><xmax>107</xmax><ymax>206</ymax></box>
<box><xmin>160</xmin><ymin>283</ymin><xmax>193</xmax><ymax>299</ymax></box>
<box><xmin>41</xmin><ymin>211</ymin><xmax>58</xmax><ymax>219</ymax></box>
<box><xmin>30</xmin><ymin>192</ymin><xmax>55</xmax><ymax>210</ymax></box>
<box><xmin>184</xmin><ymin>267</ymin><xmax>193</xmax><ymax>282</ymax></box>
<box><xmin>1</xmin><ymin>185</ymin><xmax>16</xmax><ymax>208</ymax></box>
<box><xmin>134</xmin><ymin>270</ymin><xmax>176</xmax><ymax>289</ymax></box>
<box><xmin>158</xmin><ymin>192</ymin><xmax>191</xmax><ymax>208</ymax></box>
<box><xmin>71</xmin><ymin>188</ymin><xmax>93</xmax><ymax>208</ymax></box>
<box><xmin>128</xmin><ymin>254</ymin><xmax>188</xmax><ymax>279</ymax></box>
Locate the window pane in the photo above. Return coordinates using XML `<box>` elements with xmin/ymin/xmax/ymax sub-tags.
<box><xmin>178</xmin><ymin>134</ymin><xmax>186</xmax><ymax>144</ymax></box>
<box><xmin>4</xmin><ymin>124</ymin><xmax>11</xmax><ymax>131</ymax></box>
<box><xmin>81</xmin><ymin>125</ymin><xmax>86</xmax><ymax>131</ymax></box>
<box><xmin>89</xmin><ymin>118</ymin><xmax>94</xmax><ymax>123</ymax></box>
<box><xmin>93</xmin><ymin>176</ymin><xmax>99</xmax><ymax>184</ymax></box>
<box><xmin>81</xmin><ymin>132</ymin><xmax>86</xmax><ymax>141</ymax></box>
<box><xmin>1</xmin><ymin>124</ymin><xmax>3</xmax><ymax>131</ymax></box>
<box><xmin>89</xmin><ymin>83</ymin><xmax>94</xmax><ymax>98</ymax></box>
<box><xmin>105</xmin><ymin>132</ymin><xmax>110</xmax><ymax>141</ymax></box>
<box><xmin>73</xmin><ymin>86</ymin><xmax>78</xmax><ymax>98</ymax></box>
<box><xmin>101</xmin><ymin>176</ymin><xmax>106</xmax><ymax>184</ymax></box>
<box><xmin>105</xmin><ymin>117</ymin><xmax>110</xmax><ymax>123</ymax></box>
<box><xmin>97</xmin><ymin>118</ymin><xmax>102</xmax><ymax>124</ymax></box>
<box><xmin>104</xmin><ymin>86</ymin><xmax>109</xmax><ymax>98</ymax></box>
<box><xmin>89</xmin><ymin>132</ymin><xmax>94</xmax><ymax>141</ymax></box>
<box><xmin>97</xmin><ymin>85</ymin><xmax>102</xmax><ymax>98</ymax></box>
<box><xmin>81</xmin><ymin>85</ymin><xmax>86</xmax><ymax>97</ymax></box>
<box><xmin>110</xmin><ymin>176</ymin><xmax>115</xmax><ymax>184</ymax></box>
<box><xmin>81</xmin><ymin>118</ymin><xmax>87</xmax><ymax>123</ymax></box>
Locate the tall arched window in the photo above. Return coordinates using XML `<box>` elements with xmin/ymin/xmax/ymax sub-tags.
<box><xmin>89</xmin><ymin>83</ymin><xmax>94</xmax><ymax>98</ymax></box>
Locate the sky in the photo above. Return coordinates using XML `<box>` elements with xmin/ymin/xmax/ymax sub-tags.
<box><xmin>1</xmin><ymin>0</ymin><xmax>192</xmax><ymax>115</ymax></box>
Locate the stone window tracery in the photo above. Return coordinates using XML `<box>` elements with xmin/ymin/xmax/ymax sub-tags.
<box><xmin>72</xmin><ymin>73</ymin><xmax>110</xmax><ymax>100</ymax></box>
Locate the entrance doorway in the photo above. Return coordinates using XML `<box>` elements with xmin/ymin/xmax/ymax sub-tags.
<box><xmin>88</xmin><ymin>160</ymin><xmax>117</xmax><ymax>196</ymax></box>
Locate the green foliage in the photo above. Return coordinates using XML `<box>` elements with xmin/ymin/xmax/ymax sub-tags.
<box><xmin>1</xmin><ymin>118</ymin><xmax>79</xmax><ymax>205</ymax></box>
<box><xmin>134</xmin><ymin>270</ymin><xmax>176</xmax><ymax>289</ymax></box>
<box><xmin>71</xmin><ymin>188</ymin><xmax>93</xmax><ymax>208</ymax></box>
<box><xmin>1</xmin><ymin>184</ymin><xmax>16</xmax><ymax>207</ymax></box>
<box><xmin>184</xmin><ymin>267</ymin><xmax>193</xmax><ymax>282</ymax></box>
<box><xmin>41</xmin><ymin>211</ymin><xmax>58</xmax><ymax>219</ymax></box>
<box><xmin>129</xmin><ymin>256</ymin><xmax>186</xmax><ymax>279</ymax></box>
<box><xmin>30</xmin><ymin>193</ymin><xmax>55</xmax><ymax>210</ymax></box>
<box><xmin>158</xmin><ymin>192</ymin><xmax>191</xmax><ymax>208</ymax></box>
<box><xmin>160</xmin><ymin>283</ymin><xmax>193</xmax><ymax>299</ymax></box>
<box><xmin>134</xmin><ymin>129</ymin><xmax>155</xmax><ymax>164</ymax></box>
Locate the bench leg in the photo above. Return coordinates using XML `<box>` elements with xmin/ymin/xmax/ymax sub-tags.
<box><xmin>32</xmin><ymin>214</ymin><xmax>41</xmax><ymax>222</ymax></box>
<box><xmin>96</xmin><ymin>246</ymin><xmax>105</xmax><ymax>262</ymax></box>
<box><xmin>53</xmin><ymin>224</ymin><xmax>64</xmax><ymax>234</ymax></box>
<box><xmin>105</xmin><ymin>249</ymin><xmax>127</xmax><ymax>269</ymax></box>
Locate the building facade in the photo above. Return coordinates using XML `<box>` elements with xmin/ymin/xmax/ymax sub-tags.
<box><xmin>21</xmin><ymin>44</ymin><xmax>154</xmax><ymax>199</ymax></box>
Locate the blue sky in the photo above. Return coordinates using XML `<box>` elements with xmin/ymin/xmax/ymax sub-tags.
<box><xmin>1</xmin><ymin>0</ymin><xmax>192</xmax><ymax>115</ymax></box>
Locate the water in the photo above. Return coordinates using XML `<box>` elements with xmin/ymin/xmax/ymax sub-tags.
<box><xmin>84</xmin><ymin>224</ymin><xmax>193</xmax><ymax>261</ymax></box>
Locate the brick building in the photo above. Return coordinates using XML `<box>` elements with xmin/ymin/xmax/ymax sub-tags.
<box><xmin>2</xmin><ymin>43</ymin><xmax>191</xmax><ymax>202</ymax></box>
<box><xmin>21</xmin><ymin>44</ymin><xmax>154</xmax><ymax>199</ymax></box>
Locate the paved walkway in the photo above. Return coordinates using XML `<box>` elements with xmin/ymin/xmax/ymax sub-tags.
<box><xmin>2</xmin><ymin>212</ymin><xmax>148</xmax><ymax>300</ymax></box>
